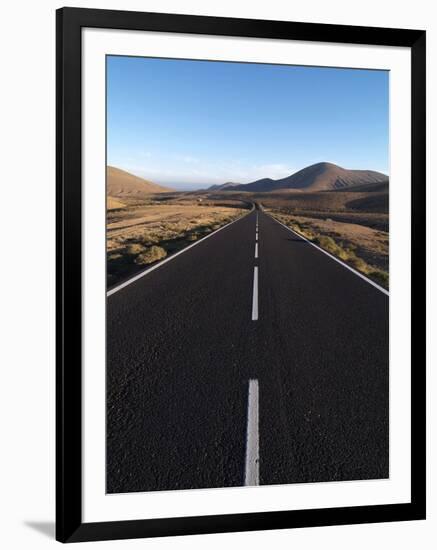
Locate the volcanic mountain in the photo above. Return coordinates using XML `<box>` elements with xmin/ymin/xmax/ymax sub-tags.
<box><xmin>107</xmin><ymin>166</ymin><xmax>173</xmax><ymax>197</ymax></box>
<box><xmin>218</xmin><ymin>162</ymin><xmax>388</xmax><ymax>192</ymax></box>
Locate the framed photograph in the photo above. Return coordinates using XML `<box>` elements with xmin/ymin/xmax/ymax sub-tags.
<box><xmin>56</xmin><ymin>7</ymin><xmax>426</xmax><ymax>543</ymax></box>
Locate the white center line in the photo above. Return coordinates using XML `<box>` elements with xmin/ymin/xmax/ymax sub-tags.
<box><xmin>244</xmin><ymin>379</ymin><xmax>259</xmax><ymax>486</ymax></box>
<box><xmin>251</xmin><ymin>267</ymin><xmax>258</xmax><ymax>321</ymax></box>
<box><xmin>255</xmin><ymin>242</ymin><xmax>258</xmax><ymax>259</ymax></box>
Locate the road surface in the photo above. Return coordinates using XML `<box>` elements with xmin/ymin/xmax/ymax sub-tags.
<box><xmin>107</xmin><ymin>207</ymin><xmax>389</xmax><ymax>493</ymax></box>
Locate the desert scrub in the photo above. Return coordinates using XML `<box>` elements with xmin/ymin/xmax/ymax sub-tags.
<box><xmin>273</xmin><ymin>213</ymin><xmax>316</xmax><ymax>240</ymax></box>
<box><xmin>312</xmin><ymin>234</ymin><xmax>388</xmax><ymax>288</ymax></box>
<box><xmin>107</xmin><ymin>204</ymin><xmax>245</xmax><ymax>287</ymax></box>
<box><xmin>108</xmin><ymin>252</ymin><xmax>122</xmax><ymax>261</ymax></box>
<box><xmin>135</xmin><ymin>245</ymin><xmax>167</xmax><ymax>265</ymax></box>
<box><xmin>369</xmin><ymin>269</ymin><xmax>389</xmax><ymax>286</ymax></box>
<box><xmin>314</xmin><ymin>235</ymin><xmax>350</xmax><ymax>261</ymax></box>
<box><xmin>126</xmin><ymin>243</ymin><xmax>144</xmax><ymax>256</ymax></box>
<box><xmin>269</xmin><ymin>210</ymin><xmax>388</xmax><ymax>289</ymax></box>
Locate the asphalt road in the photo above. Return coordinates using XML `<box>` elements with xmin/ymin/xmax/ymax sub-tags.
<box><xmin>107</xmin><ymin>207</ymin><xmax>389</xmax><ymax>493</ymax></box>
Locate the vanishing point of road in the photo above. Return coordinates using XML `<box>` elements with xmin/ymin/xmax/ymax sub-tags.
<box><xmin>107</xmin><ymin>206</ymin><xmax>389</xmax><ymax>493</ymax></box>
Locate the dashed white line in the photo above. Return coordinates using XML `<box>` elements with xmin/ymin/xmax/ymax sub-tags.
<box><xmin>255</xmin><ymin>242</ymin><xmax>259</xmax><ymax>259</ymax></box>
<box><xmin>244</xmin><ymin>379</ymin><xmax>259</xmax><ymax>486</ymax></box>
<box><xmin>251</xmin><ymin>267</ymin><xmax>258</xmax><ymax>321</ymax></box>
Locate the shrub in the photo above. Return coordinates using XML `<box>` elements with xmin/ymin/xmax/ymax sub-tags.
<box><xmin>140</xmin><ymin>233</ymin><xmax>158</xmax><ymax>246</ymax></box>
<box><xmin>370</xmin><ymin>270</ymin><xmax>389</xmax><ymax>285</ymax></box>
<box><xmin>315</xmin><ymin>235</ymin><xmax>349</xmax><ymax>260</ymax></box>
<box><xmin>135</xmin><ymin>245</ymin><xmax>167</xmax><ymax>265</ymax></box>
<box><xmin>349</xmin><ymin>256</ymin><xmax>369</xmax><ymax>272</ymax></box>
<box><xmin>315</xmin><ymin>234</ymin><xmax>335</xmax><ymax>248</ymax></box>
<box><xmin>126</xmin><ymin>243</ymin><xmax>144</xmax><ymax>256</ymax></box>
<box><xmin>108</xmin><ymin>253</ymin><xmax>122</xmax><ymax>261</ymax></box>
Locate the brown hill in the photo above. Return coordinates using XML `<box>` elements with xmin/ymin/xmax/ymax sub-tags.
<box><xmin>228</xmin><ymin>162</ymin><xmax>388</xmax><ymax>192</ymax></box>
<box><xmin>107</xmin><ymin>166</ymin><xmax>173</xmax><ymax>197</ymax></box>
<box><xmin>345</xmin><ymin>193</ymin><xmax>388</xmax><ymax>212</ymax></box>
<box><xmin>333</xmin><ymin>180</ymin><xmax>389</xmax><ymax>193</ymax></box>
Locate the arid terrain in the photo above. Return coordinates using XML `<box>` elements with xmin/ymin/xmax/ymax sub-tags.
<box><xmin>107</xmin><ymin>196</ymin><xmax>247</xmax><ymax>287</ymax></box>
<box><xmin>265</xmin><ymin>211</ymin><xmax>388</xmax><ymax>287</ymax></box>
<box><xmin>107</xmin><ymin>163</ymin><xmax>389</xmax><ymax>289</ymax></box>
<box><xmin>210</xmin><ymin>181</ymin><xmax>389</xmax><ymax>288</ymax></box>
<box><xmin>107</xmin><ymin>166</ymin><xmax>249</xmax><ymax>286</ymax></box>
<box><xmin>266</xmin><ymin>192</ymin><xmax>388</xmax><ymax>287</ymax></box>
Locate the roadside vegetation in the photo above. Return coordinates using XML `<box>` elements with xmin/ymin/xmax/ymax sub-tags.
<box><xmin>267</xmin><ymin>210</ymin><xmax>389</xmax><ymax>289</ymax></box>
<box><xmin>107</xmin><ymin>199</ymin><xmax>246</xmax><ymax>287</ymax></box>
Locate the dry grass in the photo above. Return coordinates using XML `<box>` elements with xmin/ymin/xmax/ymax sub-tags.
<box><xmin>107</xmin><ymin>196</ymin><xmax>126</xmax><ymax>210</ymax></box>
<box><xmin>107</xmin><ymin>200</ymin><xmax>246</xmax><ymax>286</ymax></box>
<box><xmin>135</xmin><ymin>246</ymin><xmax>167</xmax><ymax>265</ymax></box>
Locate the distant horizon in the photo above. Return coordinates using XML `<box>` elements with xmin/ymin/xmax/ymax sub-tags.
<box><xmin>107</xmin><ymin>56</ymin><xmax>389</xmax><ymax>191</ymax></box>
<box><xmin>108</xmin><ymin>160</ymin><xmax>389</xmax><ymax>192</ymax></box>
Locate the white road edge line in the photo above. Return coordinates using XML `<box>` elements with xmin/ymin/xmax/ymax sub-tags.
<box><xmin>244</xmin><ymin>379</ymin><xmax>259</xmax><ymax>486</ymax></box>
<box><xmin>268</xmin><ymin>214</ymin><xmax>389</xmax><ymax>296</ymax></box>
<box><xmin>255</xmin><ymin>242</ymin><xmax>259</xmax><ymax>259</ymax></box>
<box><xmin>251</xmin><ymin>267</ymin><xmax>259</xmax><ymax>320</ymax></box>
<box><xmin>107</xmin><ymin>207</ymin><xmax>254</xmax><ymax>297</ymax></box>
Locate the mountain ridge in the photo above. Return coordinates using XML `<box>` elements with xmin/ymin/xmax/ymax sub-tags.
<box><xmin>208</xmin><ymin>162</ymin><xmax>388</xmax><ymax>192</ymax></box>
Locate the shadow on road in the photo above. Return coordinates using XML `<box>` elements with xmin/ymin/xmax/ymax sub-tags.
<box><xmin>285</xmin><ymin>237</ymin><xmax>307</xmax><ymax>243</ymax></box>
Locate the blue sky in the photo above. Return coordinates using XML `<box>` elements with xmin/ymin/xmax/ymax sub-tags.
<box><xmin>107</xmin><ymin>56</ymin><xmax>389</xmax><ymax>190</ymax></box>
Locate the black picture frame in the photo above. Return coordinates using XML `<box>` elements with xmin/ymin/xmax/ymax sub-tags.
<box><xmin>56</xmin><ymin>7</ymin><xmax>426</xmax><ymax>543</ymax></box>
